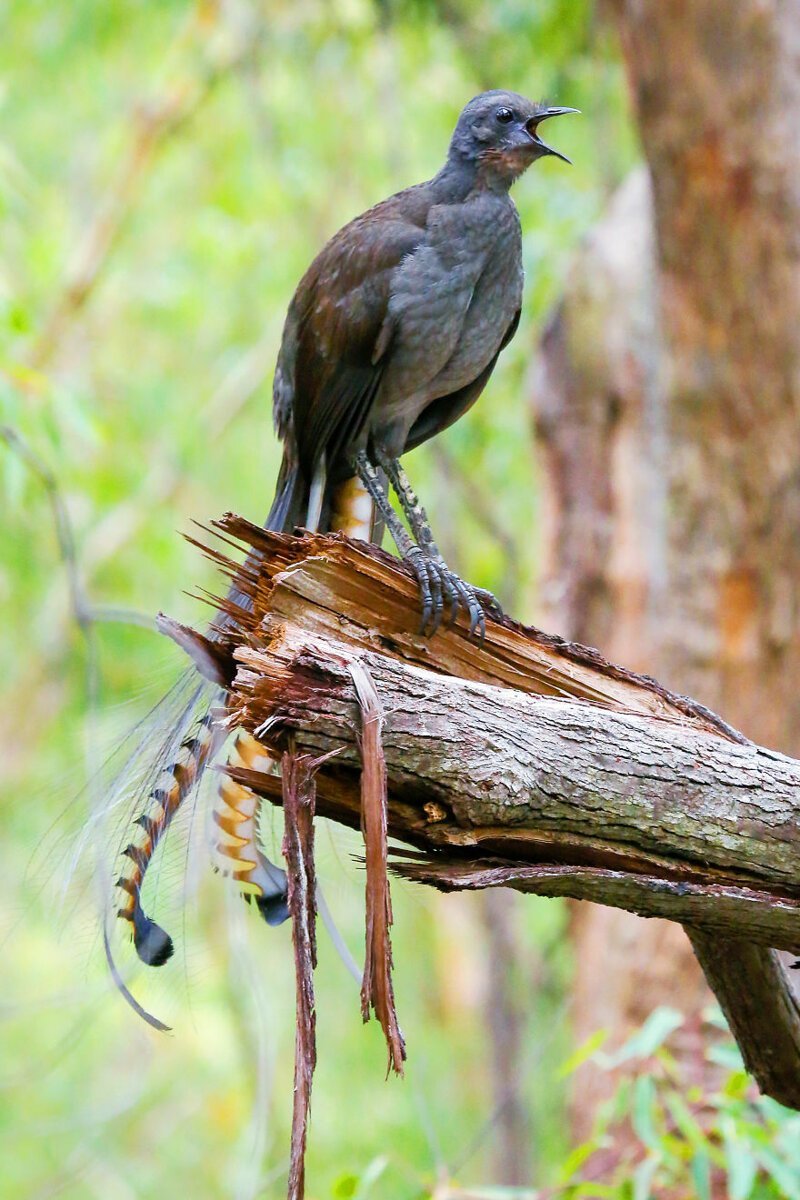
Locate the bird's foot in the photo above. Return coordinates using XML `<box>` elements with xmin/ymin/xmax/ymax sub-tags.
<box><xmin>404</xmin><ymin>547</ymin><xmax>495</xmax><ymax>640</ymax></box>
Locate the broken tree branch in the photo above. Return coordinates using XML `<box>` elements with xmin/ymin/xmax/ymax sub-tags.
<box><xmin>282</xmin><ymin>749</ymin><xmax>317</xmax><ymax>1200</ymax></box>
<box><xmin>348</xmin><ymin>659</ymin><xmax>406</xmax><ymax>1077</ymax></box>
<box><xmin>181</xmin><ymin>517</ymin><xmax>800</xmax><ymax>1109</ymax></box>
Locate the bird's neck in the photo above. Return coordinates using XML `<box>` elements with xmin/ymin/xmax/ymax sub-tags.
<box><xmin>432</xmin><ymin>154</ymin><xmax>513</xmax><ymax>201</ymax></box>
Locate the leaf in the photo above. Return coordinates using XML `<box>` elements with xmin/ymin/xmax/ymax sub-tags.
<box><xmin>608</xmin><ymin>1008</ymin><xmax>683</xmax><ymax>1065</ymax></box>
<box><xmin>690</xmin><ymin>1151</ymin><xmax>711</xmax><ymax>1200</ymax></box>
<box><xmin>721</xmin><ymin>1117</ymin><xmax>757</xmax><ymax>1200</ymax></box>
<box><xmin>760</xmin><ymin>1095</ymin><xmax>800</xmax><ymax>1123</ymax></box>
<box><xmin>719</xmin><ymin>1068</ymin><xmax>750</xmax><ymax>1101</ymax></box>
<box><xmin>570</xmin><ymin>1185</ymin><xmax>619</xmax><ymax>1199</ymax></box>
<box><xmin>557</xmin><ymin>1136</ymin><xmax>603</xmax><ymax>1184</ymax></box>
<box><xmin>353</xmin><ymin>1156</ymin><xmax>389</xmax><ymax>1198</ymax></box>
<box><xmin>754</xmin><ymin>1147</ymin><xmax>800</xmax><ymax>1200</ymax></box>
<box><xmin>664</xmin><ymin>1093</ymin><xmax>709</xmax><ymax>1155</ymax></box>
<box><xmin>707</xmin><ymin>1041</ymin><xmax>744</xmax><ymax>1071</ymax></box>
<box><xmin>773</xmin><ymin>1116</ymin><xmax>800</xmax><ymax>1167</ymax></box>
<box><xmin>631</xmin><ymin>1075</ymin><xmax>659</xmax><ymax>1151</ymax></box>
<box><xmin>333</xmin><ymin>1175</ymin><xmax>358</xmax><ymax>1198</ymax></box>
<box><xmin>633</xmin><ymin>1154</ymin><xmax>660</xmax><ymax>1200</ymax></box>
<box><xmin>559</xmin><ymin>1028</ymin><xmax>608</xmax><ymax>1078</ymax></box>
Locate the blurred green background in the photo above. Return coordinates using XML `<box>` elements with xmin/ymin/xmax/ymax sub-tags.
<box><xmin>0</xmin><ymin>1</ymin><xmax>656</xmax><ymax>1196</ymax></box>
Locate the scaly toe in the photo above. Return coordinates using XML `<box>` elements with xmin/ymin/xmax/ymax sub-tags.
<box><xmin>426</xmin><ymin>560</ymin><xmax>445</xmax><ymax>636</ymax></box>
<box><xmin>442</xmin><ymin>569</ymin><xmax>487</xmax><ymax>641</ymax></box>
<box><xmin>405</xmin><ymin>549</ymin><xmax>433</xmax><ymax>636</ymax></box>
<box><xmin>474</xmin><ymin>586</ymin><xmax>503</xmax><ymax>621</ymax></box>
<box><xmin>433</xmin><ymin>563</ymin><xmax>460</xmax><ymax>631</ymax></box>
<box><xmin>468</xmin><ymin>597</ymin><xmax>485</xmax><ymax>642</ymax></box>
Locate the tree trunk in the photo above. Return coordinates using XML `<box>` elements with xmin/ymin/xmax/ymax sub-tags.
<box><xmin>532</xmin><ymin>0</ymin><xmax>800</xmax><ymax>1140</ymax></box>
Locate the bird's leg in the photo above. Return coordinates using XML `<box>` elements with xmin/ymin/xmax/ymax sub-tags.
<box><xmin>373</xmin><ymin>451</ymin><xmax>440</xmax><ymax>557</ymax></box>
<box><xmin>373</xmin><ymin>449</ymin><xmax>501</xmax><ymax>639</ymax></box>
<box><xmin>351</xmin><ymin>450</ymin><xmax>442</xmax><ymax>634</ymax></box>
<box><xmin>373</xmin><ymin>450</ymin><xmax>458</xmax><ymax>632</ymax></box>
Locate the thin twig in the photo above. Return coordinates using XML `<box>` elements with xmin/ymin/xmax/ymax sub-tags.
<box><xmin>0</xmin><ymin>425</ymin><xmax>155</xmax><ymax>636</ymax></box>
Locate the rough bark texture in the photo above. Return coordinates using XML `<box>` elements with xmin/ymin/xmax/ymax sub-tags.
<box><xmin>612</xmin><ymin>0</ymin><xmax>800</xmax><ymax>728</ymax></box>
<box><xmin>227</xmin><ymin>637</ymin><xmax>800</xmax><ymax>944</ymax></box>
<box><xmin>532</xmin><ymin>0</ymin><xmax>800</xmax><ymax>1135</ymax></box>
<box><xmin>237</xmin><ymin>651</ymin><xmax>800</xmax><ymax>888</ymax></box>
<box><xmin>348</xmin><ymin>658</ymin><xmax>406</xmax><ymax>1077</ymax></box>
<box><xmin>177</xmin><ymin>519</ymin><xmax>800</xmax><ymax>1107</ymax></box>
<box><xmin>534</xmin><ymin>166</ymin><xmax>663</xmax><ymax>661</ymax></box>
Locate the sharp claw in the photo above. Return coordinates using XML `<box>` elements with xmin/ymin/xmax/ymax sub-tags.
<box><xmin>438</xmin><ymin>569</ymin><xmax>459</xmax><ymax>631</ymax></box>
<box><xmin>406</xmin><ymin>550</ymin><xmax>432</xmax><ymax>635</ymax></box>
<box><xmin>468</xmin><ymin>603</ymin><xmax>480</xmax><ymax>639</ymax></box>
<box><xmin>475</xmin><ymin>587</ymin><xmax>503</xmax><ymax>621</ymax></box>
<box><xmin>453</xmin><ymin>578</ymin><xmax>473</xmax><ymax>617</ymax></box>
<box><xmin>428</xmin><ymin>563</ymin><xmax>444</xmax><ymax>637</ymax></box>
<box><xmin>451</xmin><ymin>575</ymin><xmax>487</xmax><ymax>643</ymax></box>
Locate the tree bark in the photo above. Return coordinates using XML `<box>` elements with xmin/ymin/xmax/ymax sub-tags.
<box><xmin>532</xmin><ymin>0</ymin><xmax>800</xmax><ymax>1137</ymax></box>
<box><xmin>226</xmin><ymin>636</ymin><xmax>800</xmax><ymax>945</ymax></box>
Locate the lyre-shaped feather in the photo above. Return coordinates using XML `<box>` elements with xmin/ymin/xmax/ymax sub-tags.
<box><xmin>211</xmin><ymin>731</ymin><xmax>288</xmax><ymax>926</ymax></box>
<box><xmin>115</xmin><ymin>708</ymin><xmax>220</xmax><ymax>966</ymax></box>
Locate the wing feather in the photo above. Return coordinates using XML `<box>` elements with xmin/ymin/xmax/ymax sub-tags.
<box><xmin>277</xmin><ymin>194</ymin><xmax>431</xmax><ymax>477</ymax></box>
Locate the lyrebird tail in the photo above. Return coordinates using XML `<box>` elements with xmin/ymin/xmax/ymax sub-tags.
<box><xmin>116</xmin><ymin>709</ymin><xmax>218</xmax><ymax>965</ymax></box>
<box><xmin>263</xmin><ymin>454</ymin><xmax>308</xmax><ymax>535</ymax></box>
<box><xmin>110</xmin><ymin>451</ymin><xmax>374</xmax><ymax>1019</ymax></box>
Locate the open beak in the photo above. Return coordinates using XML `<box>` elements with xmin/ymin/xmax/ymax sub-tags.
<box><xmin>525</xmin><ymin>106</ymin><xmax>579</xmax><ymax>164</ymax></box>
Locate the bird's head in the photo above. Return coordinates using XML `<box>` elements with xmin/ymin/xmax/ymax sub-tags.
<box><xmin>449</xmin><ymin>90</ymin><xmax>577</xmax><ymax>186</ymax></box>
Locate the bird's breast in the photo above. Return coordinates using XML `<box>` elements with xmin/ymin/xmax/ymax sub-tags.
<box><xmin>425</xmin><ymin>206</ymin><xmax>522</xmax><ymax>386</ymax></box>
<box><xmin>372</xmin><ymin>196</ymin><xmax>522</xmax><ymax>448</ymax></box>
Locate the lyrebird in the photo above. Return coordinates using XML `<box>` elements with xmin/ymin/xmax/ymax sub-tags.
<box><xmin>113</xmin><ymin>90</ymin><xmax>576</xmax><ymax>1018</ymax></box>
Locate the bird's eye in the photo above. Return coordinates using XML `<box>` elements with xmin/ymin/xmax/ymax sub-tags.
<box><xmin>495</xmin><ymin>107</ymin><xmax>514</xmax><ymax>124</ymax></box>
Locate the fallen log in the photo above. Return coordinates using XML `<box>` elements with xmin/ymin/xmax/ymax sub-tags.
<box><xmin>171</xmin><ymin>515</ymin><xmax>800</xmax><ymax>1108</ymax></box>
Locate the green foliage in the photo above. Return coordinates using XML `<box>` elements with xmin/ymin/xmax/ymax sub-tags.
<box><xmin>559</xmin><ymin>1008</ymin><xmax>800</xmax><ymax>1200</ymax></box>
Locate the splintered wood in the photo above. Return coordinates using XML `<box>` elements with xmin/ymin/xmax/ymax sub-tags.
<box><xmin>282</xmin><ymin>750</ymin><xmax>317</xmax><ymax>1200</ymax></box>
<box><xmin>182</xmin><ymin>516</ymin><xmax>800</xmax><ymax>1115</ymax></box>
<box><xmin>347</xmin><ymin>659</ymin><xmax>406</xmax><ymax>1077</ymax></box>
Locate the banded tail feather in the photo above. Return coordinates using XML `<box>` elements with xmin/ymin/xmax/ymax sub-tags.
<box><xmin>212</xmin><ymin>731</ymin><xmax>289</xmax><ymax>926</ymax></box>
<box><xmin>116</xmin><ymin>709</ymin><xmax>219</xmax><ymax>965</ymax></box>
